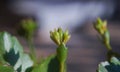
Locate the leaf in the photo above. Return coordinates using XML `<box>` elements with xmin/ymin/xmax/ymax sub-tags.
<box><xmin>0</xmin><ymin>32</ymin><xmax>13</xmax><ymax>65</ymax></box>
<box><xmin>97</xmin><ymin>57</ymin><xmax>120</xmax><ymax>72</ymax></box>
<box><xmin>12</xmin><ymin>37</ymin><xmax>24</xmax><ymax>54</ymax></box>
<box><xmin>0</xmin><ymin>65</ymin><xmax>15</xmax><ymax>72</ymax></box>
<box><xmin>110</xmin><ymin>56</ymin><xmax>120</xmax><ymax>65</ymax></box>
<box><xmin>97</xmin><ymin>61</ymin><xmax>109</xmax><ymax>72</ymax></box>
<box><xmin>4</xmin><ymin>48</ymin><xmax>19</xmax><ymax>66</ymax></box>
<box><xmin>14</xmin><ymin>54</ymin><xmax>33</xmax><ymax>72</ymax></box>
<box><xmin>0</xmin><ymin>32</ymin><xmax>33</xmax><ymax>72</ymax></box>
<box><xmin>32</xmin><ymin>55</ymin><xmax>60</xmax><ymax>72</ymax></box>
<box><xmin>0</xmin><ymin>54</ymin><xmax>7</xmax><ymax>65</ymax></box>
<box><xmin>0</xmin><ymin>32</ymin><xmax>12</xmax><ymax>54</ymax></box>
<box><xmin>105</xmin><ymin>56</ymin><xmax>120</xmax><ymax>72</ymax></box>
<box><xmin>105</xmin><ymin>64</ymin><xmax>120</xmax><ymax>72</ymax></box>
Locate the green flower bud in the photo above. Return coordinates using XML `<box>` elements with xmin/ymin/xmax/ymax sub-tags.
<box><xmin>94</xmin><ymin>18</ymin><xmax>112</xmax><ymax>50</ymax></box>
<box><xmin>63</xmin><ymin>30</ymin><xmax>70</xmax><ymax>44</ymax></box>
<box><xmin>58</xmin><ymin>28</ymin><xmax>63</xmax><ymax>43</ymax></box>
<box><xmin>17</xmin><ymin>18</ymin><xmax>37</xmax><ymax>40</ymax></box>
<box><xmin>50</xmin><ymin>28</ymin><xmax>70</xmax><ymax>72</ymax></box>
<box><xmin>50</xmin><ymin>28</ymin><xmax>70</xmax><ymax>45</ymax></box>
<box><xmin>94</xmin><ymin>18</ymin><xmax>107</xmax><ymax>35</ymax></box>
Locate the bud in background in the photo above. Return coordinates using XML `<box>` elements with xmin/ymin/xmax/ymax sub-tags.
<box><xmin>94</xmin><ymin>18</ymin><xmax>112</xmax><ymax>50</ymax></box>
<box><xmin>17</xmin><ymin>18</ymin><xmax>37</xmax><ymax>64</ymax></box>
<box><xmin>17</xmin><ymin>18</ymin><xmax>37</xmax><ymax>41</ymax></box>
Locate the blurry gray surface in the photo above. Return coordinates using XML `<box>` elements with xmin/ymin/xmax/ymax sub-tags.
<box><xmin>8</xmin><ymin>0</ymin><xmax>115</xmax><ymax>42</ymax></box>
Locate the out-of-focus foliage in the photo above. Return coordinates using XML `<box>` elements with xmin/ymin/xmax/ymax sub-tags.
<box><xmin>94</xmin><ymin>18</ymin><xmax>111</xmax><ymax>50</ymax></box>
<box><xmin>0</xmin><ymin>32</ymin><xmax>33</xmax><ymax>72</ymax></box>
<box><xmin>0</xmin><ymin>24</ymin><xmax>70</xmax><ymax>72</ymax></box>
<box><xmin>17</xmin><ymin>18</ymin><xmax>37</xmax><ymax>41</ymax></box>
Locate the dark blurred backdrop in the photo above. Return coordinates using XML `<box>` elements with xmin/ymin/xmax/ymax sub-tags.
<box><xmin>0</xmin><ymin>0</ymin><xmax>120</xmax><ymax>28</ymax></box>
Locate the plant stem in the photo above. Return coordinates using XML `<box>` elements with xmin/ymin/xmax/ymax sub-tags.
<box><xmin>60</xmin><ymin>62</ymin><xmax>65</xmax><ymax>72</ymax></box>
<box><xmin>27</xmin><ymin>38</ymin><xmax>37</xmax><ymax>65</ymax></box>
<box><xmin>105</xmin><ymin>43</ymin><xmax>112</xmax><ymax>51</ymax></box>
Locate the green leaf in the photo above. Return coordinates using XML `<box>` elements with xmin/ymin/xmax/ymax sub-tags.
<box><xmin>97</xmin><ymin>57</ymin><xmax>120</xmax><ymax>72</ymax></box>
<box><xmin>0</xmin><ymin>32</ymin><xmax>12</xmax><ymax>54</ymax></box>
<box><xmin>105</xmin><ymin>64</ymin><xmax>120</xmax><ymax>72</ymax></box>
<box><xmin>0</xmin><ymin>32</ymin><xmax>33</xmax><ymax>72</ymax></box>
<box><xmin>97</xmin><ymin>61</ymin><xmax>109</xmax><ymax>72</ymax></box>
<box><xmin>14</xmin><ymin>54</ymin><xmax>33</xmax><ymax>72</ymax></box>
<box><xmin>105</xmin><ymin>56</ymin><xmax>120</xmax><ymax>72</ymax></box>
<box><xmin>32</xmin><ymin>55</ymin><xmax>60</xmax><ymax>72</ymax></box>
<box><xmin>110</xmin><ymin>56</ymin><xmax>120</xmax><ymax>65</ymax></box>
<box><xmin>0</xmin><ymin>65</ymin><xmax>15</xmax><ymax>72</ymax></box>
<box><xmin>0</xmin><ymin>54</ymin><xmax>7</xmax><ymax>65</ymax></box>
<box><xmin>12</xmin><ymin>37</ymin><xmax>24</xmax><ymax>54</ymax></box>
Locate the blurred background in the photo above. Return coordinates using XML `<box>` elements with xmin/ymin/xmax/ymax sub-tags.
<box><xmin>0</xmin><ymin>0</ymin><xmax>120</xmax><ymax>72</ymax></box>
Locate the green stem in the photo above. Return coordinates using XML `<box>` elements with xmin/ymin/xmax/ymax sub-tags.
<box><xmin>27</xmin><ymin>38</ymin><xmax>37</xmax><ymax>65</ymax></box>
<box><xmin>105</xmin><ymin>43</ymin><xmax>112</xmax><ymax>51</ymax></box>
<box><xmin>60</xmin><ymin>62</ymin><xmax>65</xmax><ymax>72</ymax></box>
